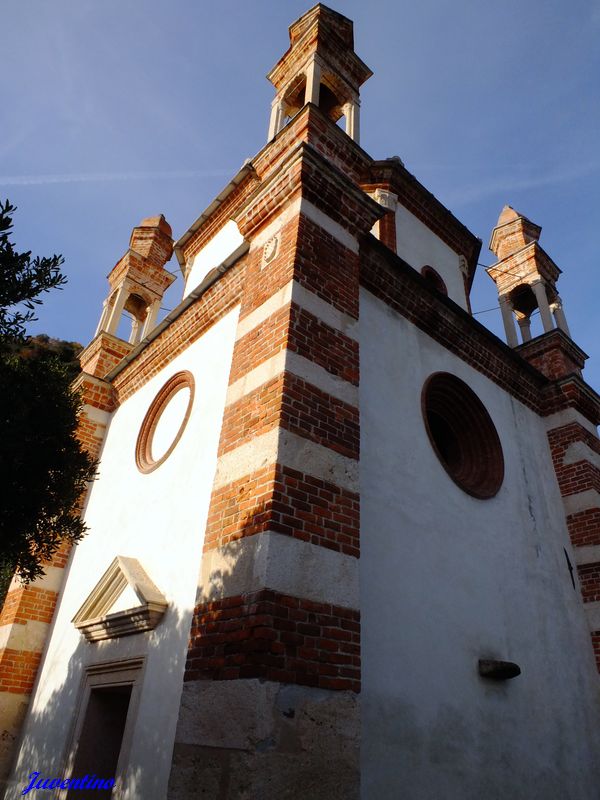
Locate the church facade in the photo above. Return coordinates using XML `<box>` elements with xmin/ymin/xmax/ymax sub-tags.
<box><xmin>2</xmin><ymin>5</ymin><xmax>600</xmax><ymax>798</ymax></box>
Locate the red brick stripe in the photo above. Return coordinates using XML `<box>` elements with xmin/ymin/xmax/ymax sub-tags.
<box><xmin>219</xmin><ymin>372</ymin><xmax>359</xmax><ymax>460</ymax></box>
<box><xmin>378</xmin><ymin>211</ymin><xmax>397</xmax><ymax>253</ymax></box>
<box><xmin>288</xmin><ymin>303</ymin><xmax>359</xmax><ymax>384</ymax></box>
<box><xmin>577</xmin><ymin>563</ymin><xmax>600</xmax><ymax>604</ymax></box>
<box><xmin>0</xmin><ymin>649</ymin><xmax>42</xmax><ymax>694</ymax></box>
<box><xmin>185</xmin><ymin>589</ymin><xmax>360</xmax><ymax>692</ymax></box>
<box><xmin>547</xmin><ymin>421</ymin><xmax>600</xmax><ymax>674</ymax></box>
<box><xmin>0</xmin><ymin>586</ymin><xmax>58</xmax><ymax>626</ymax></box>
<box><xmin>592</xmin><ymin>632</ymin><xmax>600</xmax><ymax>671</ymax></box>
<box><xmin>238</xmin><ymin>214</ymin><xmax>360</xmax><ymax>323</ymax></box>
<box><xmin>230</xmin><ymin>302</ymin><xmax>358</xmax><ymax>388</ymax></box>
<box><xmin>547</xmin><ymin>423</ymin><xmax>600</xmax><ymax>498</ymax></box>
<box><xmin>281</xmin><ymin>372</ymin><xmax>359</xmax><ymax>457</ymax></box>
<box><xmin>204</xmin><ymin>464</ymin><xmax>359</xmax><ymax>556</ymax></box>
<box><xmin>75</xmin><ymin>411</ymin><xmax>109</xmax><ymax>458</ymax></box>
<box><xmin>292</xmin><ymin>214</ymin><xmax>360</xmax><ymax>318</ymax></box>
<box><xmin>229</xmin><ymin>305</ymin><xmax>290</xmax><ymax>383</ymax></box>
<box><xmin>567</xmin><ymin>508</ymin><xmax>600</xmax><ymax>548</ymax></box>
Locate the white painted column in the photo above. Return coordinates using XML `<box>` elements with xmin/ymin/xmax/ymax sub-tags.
<box><xmin>344</xmin><ymin>99</ymin><xmax>360</xmax><ymax>144</ymax></box>
<box><xmin>499</xmin><ymin>295</ymin><xmax>518</xmax><ymax>347</ymax></box>
<box><xmin>552</xmin><ymin>298</ymin><xmax>571</xmax><ymax>337</ymax></box>
<box><xmin>95</xmin><ymin>299</ymin><xmax>110</xmax><ymax>337</ymax></box>
<box><xmin>532</xmin><ymin>280</ymin><xmax>555</xmax><ymax>333</ymax></box>
<box><xmin>129</xmin><ymin>318</ymin><xmax>141</xmax><ymax>345</ymax></box>
<box><xmin>517</xmin><ymin>316</ymin><xmax>532</xmax><ymax>343</ymax></box>
<box><xmin>268</xmin><ymin>97</ymin><xmax>285</xmax><ymax>140</ymax></box>
<box><xmin>141</xmin><ymin>298</ymin><xmax>161</xmax><ymax>339</ymax></box>
<box><xmin>105</xmin><ymin>283</ymin><xmax>130</xmax><ymax>336</ymax></box>
<box><xmin>304</xmin><ymin>58</ymin><xmax>321</xmax><ymax>106</ymax></box>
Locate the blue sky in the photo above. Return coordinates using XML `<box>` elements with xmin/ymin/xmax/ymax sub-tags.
<box><xmin>3</xmin><ymin>1</ymin><xmax>599</xmax><ymax>386</ymax></box>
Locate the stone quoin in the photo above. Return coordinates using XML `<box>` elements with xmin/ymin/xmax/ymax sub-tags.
<box><xmin>2</xmin><ymin>5</ymin><xmax>600</xmax><ymax>799</ymax></box>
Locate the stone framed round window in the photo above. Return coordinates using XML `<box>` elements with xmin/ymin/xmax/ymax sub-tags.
<box><xmin>421</xmin><ymin>372</ymin><xmax>504</xmax><ymax>499</ymax></box>
<box><xmin>135</xmin><ymin>371</ymin><xmax>195</xmax><ymax>474</ymax></box>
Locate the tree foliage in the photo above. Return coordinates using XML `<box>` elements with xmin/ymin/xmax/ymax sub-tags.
<box><xmin>8</xmin><ymin>334</ymin><xmax>83</xmax><ymax>381</ymax></box>
<box><xmin>0</xmin><ymin>199</ymin><xmax>67</xmax><ymax>344</ymax></box>
<box><xmin>0</xmin><ymin>200</ymin><xmax>96</xmax><ymax>589</ymax></box>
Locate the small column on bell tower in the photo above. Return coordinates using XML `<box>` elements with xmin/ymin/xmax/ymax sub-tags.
<box><xmin>344</xmin><ymin>96</ymin><xmax>360</xmax><ymax>144</ymax></box>
<box><xmin>531</xmin><ymin>279</ymin><xmax>555</xmax><ymax>334</ymax></box>
<box><xmin>304</xmin><ymin>55</ymin><xmax>322</xmax><ymax>106</ymax></box>
<box><xmin>265</xmin><ymin>4</ymin><xmax>372</xmax><ymax>144</ymax></box>
<box><xmin>551</xmin><ymin>297</ymin><xmax>571</xmax><ymax>336</ymax></box>
<box><xmin>498</xmin><ymin>293</ymin><xmax>519</xmax><ymax>347</ymax></box>
<box><xmin>268</xmin><ymin>97</ymin><xmax>286</xmax><ymax>140</ymax></box>
<box><xmin>516</xmin><ymin>313</ymin><xmax>532</xmax><ymax>343</ymax></box>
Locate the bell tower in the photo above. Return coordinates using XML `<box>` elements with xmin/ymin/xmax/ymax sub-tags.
<box><xmin>266</xmin><ymin>3</ymin><xmax>372</xmax><ymax>143</ymax></box>
<box><xmin>487</xmin><ymin>205</ymin><xmax>570</xmax><ymax>347</ymax></box>
<box><xmin>78</xmin><ymin>214</ymin><xmax>175</xmax><ymax>380</ymax></box>
<box><xmin>96</xmin><ymin>215</ymin><xmax>175</xmax><ymax>346</ymax></box>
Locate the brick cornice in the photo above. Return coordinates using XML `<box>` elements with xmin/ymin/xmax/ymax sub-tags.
<box><xmin>176</xmin><ymin>166</ymin><xmax>259</xmax><ymax>269</ymax></box>
<box><xmin>234</xmin><ymin>141</ymin><xmax>384</xmax><ymax>241</ymax></box>
<box><xmin>517</xmin><ymin>329</ymin><xmax>587</xmax><ymax>380</ymax></box>
<box><xmin>176</xmin><ymin>104</ymin><xmax>374</xmax><ymax>276</ymax></box>
<box><xmin>268</xmin><ymin>9</ymin><xmax>371</xmax><ymax>95</ymax></box>
<box><xmin>486</xmin><ymin>241</ymin><xmax>561</xmax><ymax>294</ymax></box>
<box><xmin>542</xmin><ymin>376</ymin><xmax>600</xmax><ymax>426</ymax></box>
<box><xmin>255</xmin><ymin>104</ymin><xmax>373</xmax><ymax>187</ymax></box>
<box><xmin>517</xmin><ymin>329</ymin><xmax>587</xmax><ymax>367</ymax></box>
<box><xmin>489</xmin><ymin>215</ymin><xmax>542</xmax><ymax>256</ymax></box>
<box><xmin>363</xmin><ymin>160</ymin><xmax>482</xmax><ymax>288</ymax></box>
<box><xmin>72</xmin><ymin>372</ymin><xmax>116</xmax><ymax>413</ymax></box>
<box><xmin>108</xmin><ymin>249</ymin><xmax>175</xmax><ymax>297</ymax></box>
<box><xmin>78</xmin><ymin>331</ymin><xmax>133</xmax><ymax>374</ymax></box>
<box><xmin>361</xmin><ymin>237</ymin><xmax>600</xmax><ymax>424</ymax></box>
<box><xmin>360</xmin><ymin>235</ymin><xmax>547</xmax><ymax>412</ymax></box>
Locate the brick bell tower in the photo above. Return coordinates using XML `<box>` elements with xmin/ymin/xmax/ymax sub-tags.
<box><xmin>487</xmin><ymin>205</ymin><xmax>600</xmax><ymax>676</ymax></box>
<box><xmin>266</xmin><ymin>2</ymin><xmax>370</xmax><ymax>143</ymax></box>
<box><xmin>168</xmin><ymin>6</ymin><xmax>383</xmax><ymax>799</ymax></box>
<box><xmin>487</xmin><ymin>205</ymin><xmax>571</xmax><ymax>351</ymax></box>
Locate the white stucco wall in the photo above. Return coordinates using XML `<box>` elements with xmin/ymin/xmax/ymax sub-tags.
<box><xmin>7</xmin><ymin>307</ymin><xmax>240</xmax><ymax>799</ymax></box>
<box><xmin>183</xmin><ymin>221</ymin><xmax>245</xmax><ymax>299</ymax></box>
<box><xmin>359</xmin><ymin>288</ymin><xmax>600</xmax><ymax>800</ymax></box>
<box><xmin>394</xmin><ymin>204</ymin><xmax>468</xmax><ymax>310</ymax></box>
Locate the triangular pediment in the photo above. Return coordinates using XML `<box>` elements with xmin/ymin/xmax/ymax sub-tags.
<box><xmin>72</xmin><ymin>556</ymin><xmax>168</xmax><ymax>642</ymax></box>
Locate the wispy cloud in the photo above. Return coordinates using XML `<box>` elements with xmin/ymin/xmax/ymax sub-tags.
<box><xmin>0</xmin><ymin>169</ymin><xmax>234</xmax><ymax>187</ymax></box>
<box><xmin>445</xmin><ymin>159</ymin><xmax>600</xmax><ymax>208</ymax></box>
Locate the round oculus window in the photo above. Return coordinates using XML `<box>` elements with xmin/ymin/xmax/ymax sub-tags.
<box><xmin>135</xmin><ymin>371</ymin><xmax>195</xmax><ymax>473</ymax></box>
<box><xmin>421</xmin><ymin>372</ymin><xmax>504</xmax><ymax>499</ymax></box>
